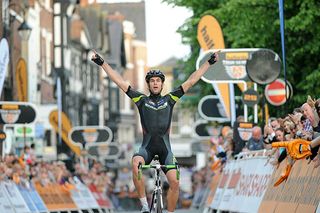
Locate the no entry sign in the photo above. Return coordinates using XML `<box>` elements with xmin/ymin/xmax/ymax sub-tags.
<box><xmin>265</xmin><ymin>79</ymin><xmax>291</xmax><ymax>106</ymax></box>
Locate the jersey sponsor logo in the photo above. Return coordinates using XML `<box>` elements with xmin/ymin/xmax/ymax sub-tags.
<box><xmin>145</xmin><ymin>101</ymin><xmax>168</xmax><ymax>110</ymax></box>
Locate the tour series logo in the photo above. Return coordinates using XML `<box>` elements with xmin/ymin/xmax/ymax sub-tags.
<box><xmin>0</xmin><ymin>104</ymin><xmax>21</xmax><ymax>124</ymax></box>
<box><xmin>0</xmin><ymin>102</ymin><xmax>36</xmax><ymax>124</ymax></box>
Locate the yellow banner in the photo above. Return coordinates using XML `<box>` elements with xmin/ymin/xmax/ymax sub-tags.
<box><xmin>49</xmin><ymin>110</ymin><xmax>81</xmax><ymax>156</ymax></box>
<box><xmin>16</xmin><ymin>58</ymin><xmax>28</xmax><ymax>102</ymax></box>
<box><xmin>197</xmin><ymin>15</ymin><xmax>225</xmax><ymax>50</ymax></box>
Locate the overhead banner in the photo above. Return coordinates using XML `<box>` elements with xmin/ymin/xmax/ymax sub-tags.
<box><xmin>86</xmin><ymin>142</ymin><xmax>121</xmax><ymax>160</ymax></box>
<box><xmin>0</xmin><ymin>102</ymin><xmax>36</xmax><ymax>124</ymax></box>
<box><xmin>16</xmin><ymin>58</ymin><xmax>28</xmax><ymax>102</ymax></box>
<box><xmin>69</xmin><ymin>126</ymin><xmax>113</xmax><ymax>148</ymax></box>
<box><xmin>49</xmin><ymin>110</ymin><xmax>81</xmax><ymax>156</ymax></box>
<box><xmin>197</xmin><ymin>48</ymin><xmax>262</xmax><ymax>83</ymax></box>
<box><xmin>0</xmin><ymin>38</ymin><xmax>9</xmax><ymax>96</ymax></box>
<box><xmin>198</xmin><ymin>95</ymin><xmax>229</xmax><ymax>122</ymax></box>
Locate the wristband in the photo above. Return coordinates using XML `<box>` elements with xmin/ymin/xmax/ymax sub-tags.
<box><xmin>208</xmin><ymin>53</ymin><xmax>217</xmax><ymax>65</ymax></box>
<box><xmin>91</xmin><ymin>53</ymin><xmax>104</xmax><ymax>66</ymax></box>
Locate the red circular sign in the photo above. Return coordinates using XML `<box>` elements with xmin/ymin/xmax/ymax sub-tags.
<box><xmin>265</xmin><ymin>79</ymin><xmax>290</xmax><ymax>106</ymax></box>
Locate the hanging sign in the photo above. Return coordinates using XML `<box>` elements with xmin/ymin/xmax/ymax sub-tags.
<box><xmin>0</xmin><ymin>102</ymin><xmax>36</xmax><ymax>124</ymax></box>
<box><xmin>69</xmin><ymin>126</ymin><xmax>113</xmax><ymax>148</ymax></box>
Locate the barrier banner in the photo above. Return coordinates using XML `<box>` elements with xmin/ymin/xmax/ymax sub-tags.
<box><xmin>34</xmin><ymin>182</ymin><xmax>77</xmax><ymax>211</ymax></box>
<box><xmin>210</xmin><ymin>160</ymin><xmax>235</xmax><ymax>209</ymax></box>
<box><xmin>205</xmin><ymin>172</ymin><xmax>221</xmax><ymax>206</ymax></box>
<box><xmin>71</xmin><ymin>177</ymin><xmax>100</xmax><ymax>210</ymax></box>
<box><xmin>2</xmin><ymin>181</ymin><xmax>31</xmax><ymax>213</ymax></box>
<box><xmin>17</xmin><ymin>184</ymin><xmax>37</xmax><ymax>212</ymax></box>
<box><xmin>0</xmin><ymin>182</ymin><xmax>15</xmax><ymax>213</ymax></box>
<box><xmin>229</xmin><ymin>157</ymin><xmax>273</xmax><ymax>212</ymax></box>
<box><xmin>89</xmin><ymin>184</ymin><xmax>114</xmax><ymax>209</ymax></box>
<box><xmin>17</xmin><ymin>183</ymin><xmax>48</xmax><ymax>213</ymax></box>
<box><xmin>209</xmin><ymin>152</ymin><xmax>274</xmax><ymax>213</ymax></box>
<box><xmin>259</xmin><ymin>159</ymin><xmax>320</xmax><ymax>213</ymax></box>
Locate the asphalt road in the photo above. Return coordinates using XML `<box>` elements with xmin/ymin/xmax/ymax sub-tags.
<box><xmin>115</xmin><ymin>208</ymin><xmax>203</xmax><ymax>213</ymax></box>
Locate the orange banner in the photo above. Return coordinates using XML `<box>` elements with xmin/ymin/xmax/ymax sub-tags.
<box><xmin>49</xmin><ymin>110</ymin><xmax>81</xmax><ymax>156</ymax></box>
<box><xmin>34</xmin><ymin>182</ymin><xmax>77</xmax><ymax>210</ymax></box>
<box><xmin>16</xmin><ymin>58</ymin><xmax>28</xmax><ymax>102</ymax></box>
<box><xmin>259</xmin><ymin>160</ymin><xmax>320</xmax><ymax>213</ymax></box>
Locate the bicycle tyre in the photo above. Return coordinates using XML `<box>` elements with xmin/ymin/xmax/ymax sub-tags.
<box><xmin>156</xmin><ymin>191</ymin><xmax>162</xmax><ymax>213</ymax></box>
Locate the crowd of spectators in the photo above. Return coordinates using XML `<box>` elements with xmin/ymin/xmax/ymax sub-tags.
<box><xmin>190</xmin><ymin>95</ymin><xmax>320</xmax><ymax>199</ymax></box>
<box><xmin>206</xmin><ymin>95</ymin><xmax>320</xmax><ymax>171</ymax></box>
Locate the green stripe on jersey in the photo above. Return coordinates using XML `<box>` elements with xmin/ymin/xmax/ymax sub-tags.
<box><xmin>132</xmin><ymin>95</ymin><xmax>144</xmax><ymax>103</ymax></box>
<box><xmin>169</xmin><ymin>94</ymin><xmax>179</xmax><ymax>102</ymax></box>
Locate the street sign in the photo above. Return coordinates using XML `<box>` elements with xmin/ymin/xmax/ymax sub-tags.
<box><xmin>198</xmin><ymin>95</ymin><xmax>229</xmax><ymax>122</ymax></box>
<box><xmin>0</xmin><ymin>102</ymin><xmax>36</xmax><ymax>124</ymax></box>
<box><xmin>69</xmin><ymin>126</ymin><xmax>113</xmax><ymax>148</ymax></box>
<box><xmin>197</xmin><ymin>48</ymin><xmax>260</xmax><ymax>83</ymax></box>
<box><xmin>265</xmin><ymin>79</ymin><xmax>292</xmax><ymax>106</ymax></box>
<box><xmin>246</xmin><ymin>49</ymin><xmax>281</xmax><ymax>85</ymax></box>
<box><xmin>242</xmin><ymin>89</ymin><xmax>259</xmax><ymax>107</ymax></box>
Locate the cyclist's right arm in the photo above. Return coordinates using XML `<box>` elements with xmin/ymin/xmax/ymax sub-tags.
<box><xmin>91</xmin><ymin>50</ymin><xmax>129</xmax><ymax>92</ymax></box>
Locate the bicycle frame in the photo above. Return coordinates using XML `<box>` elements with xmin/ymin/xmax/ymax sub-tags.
<box><xmin>138</xmin><ymin>157</ymin><xmax>179</xmax><ymax>213</ymax></box>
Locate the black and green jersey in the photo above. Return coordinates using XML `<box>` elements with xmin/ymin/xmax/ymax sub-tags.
<box><xmin>126</xmin><ymin>85</ymin><xmax>184</xmax><ymax>170</ymax></box>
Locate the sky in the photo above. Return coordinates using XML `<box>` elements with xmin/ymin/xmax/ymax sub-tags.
<box><xmin>96</xmin><ymin>0</ymin><xmax>193</xmax><ymax>66</ymax></box>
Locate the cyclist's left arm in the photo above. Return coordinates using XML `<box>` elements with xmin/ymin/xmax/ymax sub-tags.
<box><xmin>168</xmin><ymin>86</ymin><xmax>185</xmax><ymax>105</ymax></box>
<box><xmin>181</xmin><ymin>51</ymin><xmax>219</xmax><ymax>93</ymax></box>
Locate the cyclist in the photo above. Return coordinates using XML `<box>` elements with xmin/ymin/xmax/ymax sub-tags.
<box><xmin>91</xmin><ymin>50</ymin><xmax>218</xmax><ymax>213</ymax></box>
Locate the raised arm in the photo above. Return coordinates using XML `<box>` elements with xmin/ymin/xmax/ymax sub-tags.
<box><xmin>181</xmin><ymin>52</ymin><xmax>219</xmax><ymax>93</ymax></box>
<box><xmin>91</xmin><ymin>50</ymin><xmax>129</xmax><ymax>92</ymax></box>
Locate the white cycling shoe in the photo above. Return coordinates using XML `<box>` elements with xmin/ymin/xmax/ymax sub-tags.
<box><xmin>141</xmin><ymin>205</ymin><xmax>150</xmax><ymax>213</ymax></box>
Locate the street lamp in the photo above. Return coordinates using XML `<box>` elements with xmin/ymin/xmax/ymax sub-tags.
<box><xmin>17</xmin><ymin>20</ymin><xmax>32</xmax><ymax>41</ymax></box>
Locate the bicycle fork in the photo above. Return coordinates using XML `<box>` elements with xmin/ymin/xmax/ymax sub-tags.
<box><xmin>150</xmin><ymin>169</ymin><xmax>163</xmax><ymax>212</ymax></box>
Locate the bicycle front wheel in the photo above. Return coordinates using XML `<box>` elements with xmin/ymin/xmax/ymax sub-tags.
<box><xmin>155</xmin><ymin>191</ymin><xmax>163</xmax><ymax>213</ymax></box>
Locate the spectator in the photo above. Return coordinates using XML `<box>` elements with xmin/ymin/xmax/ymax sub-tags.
<box><xmin>243</xmin><ymin>126</ymin><xmax>264</xmax><ymax>151</ymax></box>
<box><xmin>301</xmin><ymin>102</ymin><xmax>320</xmax><ymax>132</ymax></box>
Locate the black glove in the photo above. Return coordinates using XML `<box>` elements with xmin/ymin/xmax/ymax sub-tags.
<box><xmin>91</xmin><ymin>53</ymin><xmax>104</xmax><ymax>66</ymax></box>
<box><xmin>208</xmin><ymin>53</ymin><xmax>217</xmax><ymax>65</ymax></box>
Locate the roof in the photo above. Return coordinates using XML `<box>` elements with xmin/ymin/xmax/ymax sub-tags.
<box><xmin>100</xmin><ymin>2</ymin><xmax>146</xmax><ymax>41</ymax></box>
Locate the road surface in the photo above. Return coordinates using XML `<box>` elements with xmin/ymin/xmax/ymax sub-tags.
<box><xmin>115</xmin><ymin>208</ymin><xmax>203</xmax><ymax>213</ymax></box>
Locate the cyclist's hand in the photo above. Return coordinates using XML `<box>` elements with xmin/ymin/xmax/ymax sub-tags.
<box><xmin>91</xmin><ymin>50</ymin><xmax>104</xmax><ymax>66</ymax></box>
<box><xmin>208</xmin><ymin>51</ymin><xmax>220</xmax><ymax>65</ymax></box>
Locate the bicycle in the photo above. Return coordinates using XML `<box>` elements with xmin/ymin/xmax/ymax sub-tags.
<box><xmin>138</xmin><ymin>155</ymin><xmax>180</xmax><ymax>213</ymax></box>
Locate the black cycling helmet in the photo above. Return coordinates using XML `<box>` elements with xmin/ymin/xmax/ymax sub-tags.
<box><xmin>145</xmin><ymin>69</ymin><xmax>165</xmax><ymax>83</ymax></box>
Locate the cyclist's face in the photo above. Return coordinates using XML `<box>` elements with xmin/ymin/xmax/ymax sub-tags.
<box><xmin>148</xmin><ymin>77</ymin><xmax>163</xmax><ymax>95</ymax></box>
